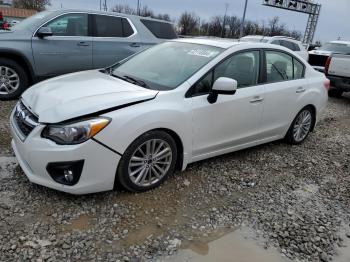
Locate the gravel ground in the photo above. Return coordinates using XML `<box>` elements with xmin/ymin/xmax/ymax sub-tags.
<box><xmin>0</xmin><ymin>95</ymin><xmax>350</xmax><ymax>262</ymax></box>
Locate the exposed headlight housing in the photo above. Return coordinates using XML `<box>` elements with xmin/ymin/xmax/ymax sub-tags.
<box><xmin>42</xmin><ymin>118</ymin><xmax>110</xmax><ymax>145</ymax></box>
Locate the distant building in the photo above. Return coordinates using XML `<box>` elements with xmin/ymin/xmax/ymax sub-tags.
<box><xmin>0</xmin><ymin>6</ymin><xmax>37</xmax><ymax>23</ymax></box>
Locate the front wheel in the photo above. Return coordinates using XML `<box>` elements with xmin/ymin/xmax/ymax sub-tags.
<box><xmin>116</xmin><ymin>130</ymin><xmax>177</xmax><ymax>192</ymax></box>
<box><xmin>0</xmin><ymin>58</ymin><xmax>28</xmax><ymax>100</ymax></box>
<box><xmin>285</xmin><ymin>107</ymin><xmax>315</xmax><ymax>145</ymax></box>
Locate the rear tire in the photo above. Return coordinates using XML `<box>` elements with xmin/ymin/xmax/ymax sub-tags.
<box><xmin>285</xmin><ymin>106</ymin><xmax>315</xmax><ymax>145</ymax></box>
<box><xmin>328</xmin><ymin>89</ymin><xmax>343</xmax><ymax>98</ymax></box>
<box><xmin>0</xmin><ymin>58</ymin><xmax>28</xmax><ymax>100</ymax></box>
<box><xmin>116</xmin><ymin>130</ymin><xmax>177</xmax><ymax>192</ymax></box>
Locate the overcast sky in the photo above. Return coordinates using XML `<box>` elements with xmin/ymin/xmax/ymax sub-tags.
<box><xmin>49</xmin><ymin>0</ymin><xmax>350</xmax><ymax>42</ymax></box>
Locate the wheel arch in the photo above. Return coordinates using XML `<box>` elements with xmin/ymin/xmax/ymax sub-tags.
<box><xmin>0</xmin><ymin>50</ymin><xmax>35</xmax><ymax>85</ymax></box>
<box><xmin>304</xmin><ymin>104</ymin><xmax>317</xmax><ymax>131</ymax></box>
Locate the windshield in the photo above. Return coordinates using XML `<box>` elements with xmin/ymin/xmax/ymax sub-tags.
<box><xmin>112</xmin><ymin>42</ymin><xmax>223</xmax><ymax>90</ymax></box>
<box><xmin>320</xmin><ymin>42</ymin><xmax>350</xmax><ymax>54</ymax></box>
<box><xmin>241</xmin><ymin>37</ymin><xmax>269</xmax><ymax>43</ymax></box>
<box><xmin>12</xmin><ymin>11</ymin><xmax>52</xmax><ymax>31</ymax></box>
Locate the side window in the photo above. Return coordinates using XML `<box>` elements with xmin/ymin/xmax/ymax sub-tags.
<box><xmin>140</xmin><ymin>19</ymin><xmax>177</xmax><ymax>39</ymax></box>
<box><xmin>280</xmin><ymin>40</ymin><xmax>294</xmax><ymax>51</ymax></box>
<box><xmin>271</xmin><ymin>40</ymin><xmax>281</xmax><ymax>46</ymax></box>
<box><xmin>293</xmin><ymin>42</ymin><xmax>301</xmax><ymax>51</ymax></box>
<box><xmin>294</xmin><ymin>59</ymin><xmax>304</xmax><ymax>79</ymax></box>
<box><xmin>44</xmin><ymin>13</ymin><xmax>88</xmax><ymax>36</ymax></box>
<box><xmin>214</xmin><ymin>51</ymin><xmax>260</xmax><ymax>88</ymax></box>
<box><xmin>122</xmin><ymin>18</ymin><xmax>134</xmax><ymax>37</ymax></box>
<box><xmin>266</xmin><ymin>51</ymin><xmax>294</xmax><ymax>82</ymax></box>
<box><xmin>94</xmin><ymin>15</ymin><xmax>123</xmax><ymax>37</ymax></box>
<box><xmin>192</xmin><ymin>71</ymin><xmax>213</xmax><ymax>96</ymax></box>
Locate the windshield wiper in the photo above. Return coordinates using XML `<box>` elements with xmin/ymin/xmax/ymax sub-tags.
<box><xmin>122</xmin><ymin>75</ymin><xmax>150</xmax><ymax>89</ymax></box>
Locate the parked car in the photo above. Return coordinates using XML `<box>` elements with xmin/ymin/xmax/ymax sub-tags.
<box><xmin>240</xmin><ymin>35</ymin><xmax>309</xmax><ymax>61</ymax></box>
<box><xmin>10</xmin><ymin>39</ymin><xmax>328</xmax><ymax>194</ymax></box>
<box><xmin>308</xmin><ymin>41</ymin><xmax>350</xmax><ymax>73</ymax></box>
<box><xmin>0</xmin><ymin>9</ymin><xmax>177</xmax><ymax>100</ymax></box>
<box><xmin>325</xmin><ymin>53</ymin><xmax>350</xmax><ymax>97</ymax></box>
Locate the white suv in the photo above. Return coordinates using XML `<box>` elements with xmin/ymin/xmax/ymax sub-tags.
<box><xmin>241</xmin><ymin>35</ymin><xmax>308</xmax><ymax>61</ymax></box>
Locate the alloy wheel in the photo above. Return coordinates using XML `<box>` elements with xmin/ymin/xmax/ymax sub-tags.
<box><xmin>0</xmin><ymin>66</ymin><xmax>20</xmax><ymax>95</ymax></box>
<box><xmin>293</xmin><ymin>110</ymin><xmax>312</xmax><ymax>142</ymax></box>
<box><xmin>128</xmin><ymin>139</ymin><xmax>173</xmax><ymax>187</ymax></box>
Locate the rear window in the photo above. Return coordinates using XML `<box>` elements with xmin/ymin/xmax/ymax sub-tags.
<box><xmin>93</xmin><ymin>15</ymin><xmax>134</xmax><ymax>37</ymax></box>
<box><xmin>141</xmin><ymin>19</ymin><xmax>177</xmax><ymax>39</ymax></box>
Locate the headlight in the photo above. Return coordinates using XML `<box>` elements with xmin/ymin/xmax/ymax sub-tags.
<box><xmin>42</xmin><ymin>118</ymin><xmax>110</xmax><ymax>145</ymax></box>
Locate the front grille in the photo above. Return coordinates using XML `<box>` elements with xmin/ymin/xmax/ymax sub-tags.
<box><xmin>12</xmin><ymin>101</ymin><xmax>38</xmax><ymax>139</ymax></box>
<box><xmin>308</xmin><ymin>54</ymin><xmax>329</xmax><ymax>67</ymax></box>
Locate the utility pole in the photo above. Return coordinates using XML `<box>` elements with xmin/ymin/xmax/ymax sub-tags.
<box><xmin>137</xmin><ymin>0</ymin><xmax>141</xmax><ymax>15</ymax></box>
<box><xmin>99</xmin><ymin>0</ymin><xmax>102</xmax><ymax>11</ymax></box>
<box><xmin>103</xmin><ymin>0</ymin><xmax>107</xmax><ymax>11</ymax></box>
<box><xmin>221</xmin><ymin>3</ymin><xmax>229</xmax><ymax>38</ymax></box>
<box><xmin>239</xmin><ymin>0</ymin><xmax>249</xmax><ymax>38</ymax></box>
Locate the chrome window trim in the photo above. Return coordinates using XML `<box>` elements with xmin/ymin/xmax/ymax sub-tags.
<box><xmin>32</xmin><ymin>12</ymin><xmax>138</xmax><ymax>39</ymax></box>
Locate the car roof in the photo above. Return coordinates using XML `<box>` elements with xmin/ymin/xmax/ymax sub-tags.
<box><xmin>173</xmin><ymin>38</ymin><xmax>241</xmax><ymax>49</ymax></box>
<box><xmin>50</xmin><ymin>9</ymin><xmax>174</xmax><ymax>24</ymax></box>
<box><xmin>173</xmin><ymin>38</ymin><xmax>295</xmax><ymax>52</ymax></box>
<box><xmin>242</xmin><ymin>35</ymin><xmax>301</xmax><ymax>43</ymax></box>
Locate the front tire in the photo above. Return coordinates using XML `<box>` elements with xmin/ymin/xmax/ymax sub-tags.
<box><xmin>0</xmin><ymin>58</ymin><xmax>28</xmax><ymax>100</ymax></box>
<box><xmin>116</xmin><ymin>130</ymin><xmax>177</xmax><ymax>192</ymax></box>
<box><xmin>285</xmin><ymin>107</ymin><xmax>315</xmax><ymax>145</ymax></box>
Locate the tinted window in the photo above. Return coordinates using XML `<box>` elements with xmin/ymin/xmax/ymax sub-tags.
<box><xmin>141</xmin><ymin>19</ymin><xmax>177</xmax><ymax>39</ymax></box>
<box><xmin>44</xmin><ymin>13</ymin><xmax>88</xmax><ymax>36</ymax></box>
<box><xmin>271</xmin><ymin>40</ymin><xmax>281</xmax><ymax>45</ymax></box>
<box><xmin>94</xmin><ymin>15</ymin><xmax>123</xmax><ymax>37</ymax></box>
<box><xmin>266</xmin><ymin>51</ymin><xmax>294</xmax><ymax>82</ymax></box>
<box><xmin>122</xmin><ymin>18</ymin><xmax>134</xmax><ymax>37</ymax></box>
<box><xmin>214</xmin><ymin>51</ymin><xmax>260</xmax><ymax>88</ymax></box>
<box><xmin>293</xmin><ymin>43</ymin><xmax>300</xmax><ymax>51</ymax></box>
<box><xmin>294</xmin><ymin>59</ymin><xmax>304</xmax><ymax>79</ymax></box>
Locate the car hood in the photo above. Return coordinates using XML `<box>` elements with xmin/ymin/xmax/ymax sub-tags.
<box><xmin>22</xmin><ymin>70</ymin><xmax>158</xmax><ymax>123</ymax></box>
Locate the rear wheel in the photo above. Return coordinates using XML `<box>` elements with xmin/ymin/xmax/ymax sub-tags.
<box><xmin>0</xmin><ymin>58</ymin><xmax>28</xmax><ymax>100</ymax></box>
<box><xmin>285</xmin><ymin>107</ymin><xmax>315</xmax><ymax>145</ymax></box>
<box><xmin>116</xmin><ymin>130</ymin><xmax>177</xmax><ymax>192</ymax></box>
<box><xmin>328</xmin><ymin>89</ymin><xmax>343</xmax><ymax>98</ymax></box>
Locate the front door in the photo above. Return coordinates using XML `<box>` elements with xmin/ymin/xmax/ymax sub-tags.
<box><xmin>191</xmin><ymin>50</ymin><xmax>265</xmax><ymax>160</ymax></box>
<box><xmin>32</xmin><ymin>13</ymin><xmax>93</xmax><ymax>77</ymax></box>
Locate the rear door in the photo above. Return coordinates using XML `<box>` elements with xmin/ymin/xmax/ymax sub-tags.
<box><xmin>260</xmin><ymin>50</ymin><xmax>307</xmax><ymax>138</ymax></box>
<box><xmin>91</xmin><ymin>14</ymin><xmax>141</xmax><ymax>68</ymax></box>
<box><xmin>32</xmin><ymin>13</ymin><xmax>93</xmax><ymax>77</ymax></box>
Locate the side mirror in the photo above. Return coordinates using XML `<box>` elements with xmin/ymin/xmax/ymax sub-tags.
<box><xmin>208</xmin><ymin>77</ymin><xmax>238</xmax><ymax>104</ymax></box>
<box><xmin>37</xmin><ymin>27</ymin><xmax>53</xmax><ymax>38</ymax></box>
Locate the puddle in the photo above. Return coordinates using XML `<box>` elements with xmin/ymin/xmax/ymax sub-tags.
<box><xmin>169</xmin><ymin>228</ymin><xmax>290</xmax><ymax>262</ymax></box>
<box><xmin>65</xmin><ymin>214</ymin><xmax>94</xmax><ymax>231</ymax></box>
<box><xmin>0</xmin><ymin>156</ymin><xmax>17</xmax><ymax>179</ymax></box>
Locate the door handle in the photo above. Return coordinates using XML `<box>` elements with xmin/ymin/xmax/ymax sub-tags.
<box><xmin>250</xmin><ymin>96</ymin><xmax>264</xmax><ymax>103</ymax></box>
<box><xmin>296</xmin><ymin>87</ymin><xmax>306</xmax><ymax>93</ymax></box>
<box><xmin>130</xmin><ymin>43</ymin><xmax>140</xmax><ymax>48</ymax></box>
<box><xmin>77</xmin><ymin>41</ymin><xmax>90</xmax><ymax>47</ymax></box>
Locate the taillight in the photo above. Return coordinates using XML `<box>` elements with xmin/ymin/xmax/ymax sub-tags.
<box><xmin>323</xmin><ymin>79</ymin><xmax>330</xmax><ymax>91</ymax></box>
<box><xmin>324</xmin><ymin>56</ymin><xmax>332</xmax><ymax>75</ymax></box>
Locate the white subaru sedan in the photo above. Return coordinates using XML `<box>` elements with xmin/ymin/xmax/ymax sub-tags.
<box><xmin>10</xmin><ymin>39</ymin><xmax>329</xmax><ymax>194</ymax></box>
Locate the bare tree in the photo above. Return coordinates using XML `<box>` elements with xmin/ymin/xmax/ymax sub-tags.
<box><xmin>178</xmin><ymin>12</ymin><xmax>200</xmax><ymax>35</ymax></box>
<box><xmin>112</xmin><ymin>4</ymin><xmax>136</xmax><ymax>15</ymax></box>
<box><xmin>112</xmin><ymin>4</ymin><xmax>171</xmax><ymax>22</ymax></box>
<box><xmin>208</xmin><ymin>16</ymin><xmax>223</xmax><ymax>37</ymax></box>
<box><xmin>12</xmin><ymin>0</ymin><xmax>50</xmax><ymax>11</ymax></box>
